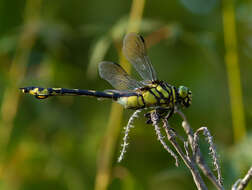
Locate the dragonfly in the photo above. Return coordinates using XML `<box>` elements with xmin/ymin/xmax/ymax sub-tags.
<box><xmin>20</xmin><ymin>33</ymin><xmax>192</xmax><ymax>123</ymax></box>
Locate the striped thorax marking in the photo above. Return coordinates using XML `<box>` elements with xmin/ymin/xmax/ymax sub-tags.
<box><xmin>116</xmin><ymin>81</ymin><xmax>178</xmax><ymax>110</ymax></box>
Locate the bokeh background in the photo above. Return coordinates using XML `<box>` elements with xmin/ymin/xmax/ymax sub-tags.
<box><xmin>0</xmin><ymin>0</ymin><xmax>251</xmax><ymax>189</ymax></box>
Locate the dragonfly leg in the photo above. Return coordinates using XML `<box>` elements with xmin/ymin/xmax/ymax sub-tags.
<box><xmin>165</xmin><ymin>108</ymin><xmax>174</xmax><ymax>120</ymax></box>
<box><xmin>144</xmin><ymin>107</ymin><xmax>170</xmax><ymax>124</ymax></box>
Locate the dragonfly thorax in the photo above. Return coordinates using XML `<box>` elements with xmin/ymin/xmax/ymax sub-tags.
<box><xmin>116</xmin><ymin>81</ymin><xmax>190</xmax><ymax>110</ymax></box>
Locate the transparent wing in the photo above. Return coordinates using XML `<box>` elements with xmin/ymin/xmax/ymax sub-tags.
<box><xmin>123</xmin><ymin>33</ymin><xmax>157</xmax><ymax>82</ymax></box>
<box><xmin>99</xmin><ymin>61</ymin><xmax>143</xmax><ymax>90</ymax></box>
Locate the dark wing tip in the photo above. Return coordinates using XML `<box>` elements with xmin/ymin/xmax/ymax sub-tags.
<box><xmin>123</xmin><ymin>32</ymin><xmax>139</xmax><ymax>45</ymax></box>
<box><xmin>123</xmin><ymin>32</ymin><xmax>145</xmax><ymax>43</ymax></box>
<box><xmin>139</xmin><ymin>35</ymin><xmax>145</xmax><ymax>43</ymax></box>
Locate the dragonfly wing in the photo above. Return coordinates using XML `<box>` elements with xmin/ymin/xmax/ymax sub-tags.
<box><xmin>123</xmin><ymin>33</ymin><xmax>157</xmax><ymax>82</ymax></box>
<box><xmin>99</xmin><ymin>61</ymin><xmax>143</xmax><ymax>90</ymax></box>
<box><xmin>104</xmin><ymin>89</ymin><xmax>137</xmax><ymax>95</ymax></box>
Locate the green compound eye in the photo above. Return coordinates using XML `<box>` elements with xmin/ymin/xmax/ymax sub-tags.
<box><xmin>178</xmin><ymin>86</ymin><xmax>188</xmax><ymax>98</ymax></box>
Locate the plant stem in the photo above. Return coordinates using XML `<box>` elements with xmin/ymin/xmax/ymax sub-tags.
<box><xmin>162</xmin><ymin>120</ymin><xmax>208</xmax><ymax>190</ymax></box>
<box><xmin>0</xmin><ymin>0</ymin><xmax>42</xmax><ymax>167</ymax></box>
<box><xmin>94</xmin><ymin>1</ymin><xmax>145</xmax><ymax>190</ymax></box>
<box><xmin>0</xmin><ymin>0</ymin><xmax>42</xmax><ymax>186</ymax></box>
<box><xmin>222</xmin><ymin>0</ymin><xmax>246</xmax><ymax>143</ymax></box>
<box><xmin>177</xmin><ymin>111</ymin><xmax>224</xmax><ymax>190</ymax></box>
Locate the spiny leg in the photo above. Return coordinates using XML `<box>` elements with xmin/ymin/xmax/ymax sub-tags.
<box><xmin>144</xmin><ymin>107</ymin><xmax>171</xmax><ymax>124</ymax></box>
<box><xmin>165</xmin><ymin>107</ymin><xmax>174</xmax><ymax>120</ymax></box>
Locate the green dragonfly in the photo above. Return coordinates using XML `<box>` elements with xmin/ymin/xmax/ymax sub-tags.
<box><xmin>20</xmin><ymin>33</ymin><xmax>192</xmax><ymax>122</ymax></box>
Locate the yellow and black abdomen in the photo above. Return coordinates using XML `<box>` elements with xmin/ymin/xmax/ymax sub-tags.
<box><xmin>117</xmin><ymin>94</ymin><xmax>145</xmax><ymax>109</ymax></box>
<box><xmin>20</xmin><ymin>82</ymin><xmax>177</xmax><ymax>110</ymax></box>
<box><xmin>20</xmin><ymin>87</ymin><xmax>119</xmax><ymax>100</ymax></box>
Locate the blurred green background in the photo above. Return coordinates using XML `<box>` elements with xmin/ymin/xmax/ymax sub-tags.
<box><xmin>0</xmin><ymin>0</ymin><xmax>251</xmax><ymax>189</ymax></box>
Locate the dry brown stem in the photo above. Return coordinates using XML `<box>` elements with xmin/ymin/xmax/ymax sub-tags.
<box><xmin>149</xmin><ymin>109</ymin><xmax>225</xmax><ymax>190</ymax></box>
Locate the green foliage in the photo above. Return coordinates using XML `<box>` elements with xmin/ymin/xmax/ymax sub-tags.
<box><xmin>0</xmin><ymin>0</ymin><xmax>251</xmax><ymax>189</ymax></box>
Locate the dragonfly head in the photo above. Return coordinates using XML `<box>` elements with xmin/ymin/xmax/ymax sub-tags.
<box><xmin>177</xmin><ymin>86</ymin><xmax>192</xmax><ymax>108</ymax></box>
